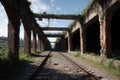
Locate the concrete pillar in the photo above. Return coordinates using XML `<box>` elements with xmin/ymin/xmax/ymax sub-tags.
<box><xmin>80</xmin><ymin>27</ymin><xmax>86</xmax><ymax>55</ymax></box>
<box><xmin>24</xmin><ymin>27</ymin><xmax>31</xmax><ymax>54</ymax></box>
<box><xmin>1</xmin><ymin>0</ymin><xmax>20</xmax><ymax>62</ymax></box>
<box><xmin>8</xmin><ymin>20</ymin><xmax>20</xmax><ymax>62</ymax></box>
<box><xmin>19</xmin><ymin>0</ymin><xmax>33</xmax><ymax>54</ymax></box>
<box><xmin>38</xmin><ymin>33</ymin><xmax>45</xmax><ymax>51</ymax></box>
<box><xmin>41</xmin><ymin>38</ymin><xmax>45</xmax><ymax>50</ymax></box>
<box><xmin>32</xmin><ymin>30</ymin><xmax>37</xmax><ymax>52</ymax></box>
<box><xmin>68</xmin><ymin>30</ymin><xmax>72</xmax><ymax>51</ymax></box>
<box><xmin>99</xmin><ymin>8</ymin><xmax>111</xmax><ymax>58</ymax></box>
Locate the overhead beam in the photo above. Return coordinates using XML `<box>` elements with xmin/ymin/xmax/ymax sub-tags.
<box><xmin>50</xmin><ymin>42</ymin><xmax>57</xmax><ymax>43</ymax></box>
<box><xmin>34</xmin><ymin>13</ymin><xmax>81</xmax><ymax>20</ymax></box>
<box><xmin>41</xmin><ymin>27</ymin><xmax>69</xmax><ymax>31</ymax></box>
<box><xmin>45</xmin><ymin>33</ymin><xmax>63</xmax><ymax>37</ymax></box>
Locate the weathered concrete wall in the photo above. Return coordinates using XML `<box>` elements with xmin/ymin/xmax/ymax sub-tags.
<box><xmin>64</xmin><ymin>0</ymin><xmax>120</xmax><ymax>59</ymax></box>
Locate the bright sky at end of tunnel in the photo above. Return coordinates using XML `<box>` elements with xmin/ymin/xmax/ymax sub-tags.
<box><xmin>0</xmin><ymin>0</ymin><xmax>90</xmax><ymax>46</ymax></box>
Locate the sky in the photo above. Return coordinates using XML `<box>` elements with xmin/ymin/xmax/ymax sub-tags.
<box><xmin>0</xmin><ymin>0</ymin><xmax>90</xmax><ymax>46</ymax></box>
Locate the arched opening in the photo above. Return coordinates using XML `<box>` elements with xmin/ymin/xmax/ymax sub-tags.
<box><xmin>111</xmin><ymin>7</ymin><xmax>120</xmax><ymax>59</ymax></box>
<box><xmin>71</xmin><ymin>29</ymin><xmax>80</xmax><ymax>51</ymax></box>
<box><xmin>0</xmin><ymin>3</ymin><xmax>8</xmax><ymax>48</ymax></box>
<box><xmin>86</xmin><ymin>20</ymin><xmax>100</xmax><ymax>55</ymax></box>
<box><xmin>19</xmin><ymin>23</ymin><xmax>24</xmax><ymax>53</ymax></box>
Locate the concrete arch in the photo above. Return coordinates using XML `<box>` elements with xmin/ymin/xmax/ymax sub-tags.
<box><xmin>105</xmin><ymin>1</ymin><xmax>120</xmax><ymax>58</ymax></box>
<box><xmin>71</xmin><ymin>29</ymin><xmax>80</xmax><ymax>51</ymax></box>
<box><xmin>84</xmin><ymin>15</ymin><xmax>101</xmax><ymax>55</ymax></box>
<box><xmin>0</xmin><ymin>0</ymin><xmax>21</xmax><ymax>61</ymax></box>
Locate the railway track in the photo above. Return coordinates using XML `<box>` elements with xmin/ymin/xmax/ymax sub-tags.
<box><xmin>26</xmin><ymin>51</ymin><xmax>101</xmax><ymax>80</ymax></box>
<box><xmin>29</xmin><ymin>51</ymin><xmax>52</xmax><ymax>80</ymax></box>
<box><xmin>59</xmin><ymin>52</ymin><xmax>101</xmax><ymax>80</ymax></box>
<box><xmin>23</xmin><ymin>51</ymin><xmax>52</xmax><ymax>80</ymax></box>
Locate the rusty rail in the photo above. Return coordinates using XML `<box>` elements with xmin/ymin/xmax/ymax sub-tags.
<box><xmin>59</xmin><ymin>52</ymin><xmax>100</xmax><ymax>80</ymax></box>
<box><xmin>29</xmin><ymin>51</ymin><xmax>52</xmax><ymax>80</ymax></box>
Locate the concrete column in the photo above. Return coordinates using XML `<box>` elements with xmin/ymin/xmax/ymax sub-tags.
<box><xmin>24</xmin><ymin>27</ymin><xmax>31</xmax><ymax>54</ymax></box>
<box><xmin>99</xmin><ymin>9</ymin><xmax>111</xmax><ymax>58</ymax></box>
<box><xmin>41</xmin><ymin>38</ymin><xmax>45</xmax><ymax>50</ymax></box>
<box><xmin>1</xmin><ymin>0</ymin><xmax>20</xmax><ymax>62</ymax></box>
<box><xmin>80</xmin><ymin>27</ymin><xmax>86</xmax><ymax>55</ymax></box>
<box><xmin>32</xmin><ymin>30</ymin><xmax>37</xmax><ymax>52</ymax></box>
<box><xmin>38</xmin><ymin>33</ymin><xmax>45</xmax><ymax>51</ymax></box>
<box><xmin>19</xmin><ymin>0</ymin><xmax>33</xmax><ymax>54</ymax></box>
<box><xmin>68</xmin><ymin>31</ymin><xmax>72</xmax><ymax>52</ymax></box>
<box><xmin>8</xmin><ymin>20</ymin><xmax>20</xmax><ymax>62</ymax></box>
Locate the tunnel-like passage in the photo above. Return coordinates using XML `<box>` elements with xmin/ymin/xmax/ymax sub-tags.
<box><xmin>71</xmin><ymin>29</ymin><xmax>80</xmax><ymax>51</ymax></box>
<box><xmin>86</xmin><ymin>20</ymin><xmax>100</xmax><ymax>54</ymax></box>
<box><xmin>111</xmin><ymin>7</ymin><xmax>120</xmax><ymax>58</ymax></box>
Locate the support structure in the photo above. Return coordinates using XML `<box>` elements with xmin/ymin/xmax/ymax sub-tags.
<box><xmin>68</xmin><ymin>31</ymin><xmax>72</xmax><ymax>51</ymax></box>
<box><xmin>38</xmin><ymin>31</ymin><xmax>44</xmax><ymax>51</ymax></box>
<box><xmin>32</xmin><ymin>29</ymin><xmax>37</xmax><ymax>52</ymax></box>
<box><xmin>41</xmin><ymin>27</ymin><xmax>69</xmax><ymax>31</ymax></box>
<box><xmin>34</xmin><ymin>13</ymin><xmax>81</xmax><ymax>20</ymax></box>
<box><xmin>45</xmin><ymin>33</ymin><xmax>63</xmax><ymax>37</ymax></box>
<box><xmin>1</xmin><ymin>0</ymin><xmax>120</xmax><ymax>60</ymax></box>
<box><xmin>24</xmin><ymin>27</ymin><xmax>31</xmax><ymax>54</ymax></box>
<box><xmin>1</xmin><ymin>0</ymin><xmax>20</xmax><ymax>62</ymax></box>
<box><xmin>20</xmin><ymin>0</ymin><xmax>35</xmax><ymax>54</ymax></box>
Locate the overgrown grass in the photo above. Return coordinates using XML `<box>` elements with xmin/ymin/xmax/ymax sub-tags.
<box><xmin>68</xmin><ymin>51</ymin><xmax>120</xmax><ymax>79</ymax></box>
<box><xmin>66</xmin><ymin>0</ymin><xmax>99</xmax><ymax>29</ymax></box>
<box><xmin>0</xmin><ymin>48</ymin><xmax>9</xmax><ymax>60</ymax></box>
<box><xmin>0</xmin><ymin>47</ymin><xmax>43</xmax><ymax>80</ymax></box>
<box><xmin>74</xmin><ymin>49</ymin><xmax>81</xmax><ymax>57</ymax></box>
<box><xmin>81</xmin><ymin>57</ymin><xmax>120</xmax><ymax>79</ymax></box>
<box><xmin>81</xmin><ymin>0</ymin><xmax>99</xmax><ymax>16</ymax></box>
<box><xmin>19</xmin><ymin>52</ymin><xmax>35</xmax><ymax>62</ymax></box>
<box><xmin>30</xmin><ymin>48</ymin><xmax>45</xmax><ymax>54</ymax></box>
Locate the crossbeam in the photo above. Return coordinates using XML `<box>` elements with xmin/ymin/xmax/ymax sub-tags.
<box><xmin>45</xmin><ymin>33</ymin><xmax>63</xmax><ymax>37</ymax></box>
<box><xmin>34</xmin><ymin>13</ymin><xmax>81</xmax><ymax>20</ymax></box>
<box><xmin>50</xmin><ymin>42</ymin><xmax>56</xmax><ymax>43</ymax></box>
<box><xmin>41</xmin><ymin>27</ymin><xmax>69</xmax><ymax>31</ymax></box>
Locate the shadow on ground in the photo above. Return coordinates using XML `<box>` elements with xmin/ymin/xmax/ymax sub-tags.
<box><xmin>30</xmin><ymin>67</ymin><xmax>103</xmax><ymax>80</ymax></box>
<box><xmin>0</xmin><ymin>58</ymin><xmax>33</xmax><ymax>80</ymax></box>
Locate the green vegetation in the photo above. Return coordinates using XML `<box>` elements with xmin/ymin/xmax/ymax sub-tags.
<box><xmin>19</xmin><ymin>52</ymin><xmax>35</xmax><ymax>62</ymax></box>
<box><xmin>67</xmin><ymin>0</ymin><xmax>99</xmax><ymax>29</ymax></box>
<box><xmin>0</xmin><ymin>48</ymin><xmax>8</xmax><ymax>60</ymax></box>
<box><xmin>81</xmin><ymin>0</ymin><xmax>93</xmax><ymax>15</ymax></box>
<box><xmin>81</xmin><ymin>0</ymin><xmax>99</xmax><ymax>16</ymax></box>
<box><xmin>81</xmin><ymin>57</ymin><xmax>120</xmax><ymax>79</ymax></box>
<box><xmin>74</xmin><ymin>49</ymin><xmax>81</xmax><ymax>57</ymax></box>
<box><xmin>68</xmin><ymin>21</ymin><xmax>76</xmax><ymax>28</ymax></box>
<box><xmin>68</xmin><ymin>51</ymin><xmax>120</xmax><ymax>79</ymax></box>
<box><xmin>0</xmin><ymin>47</ymin><xmax>43</xmax><ymax>79</ymax></box>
